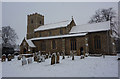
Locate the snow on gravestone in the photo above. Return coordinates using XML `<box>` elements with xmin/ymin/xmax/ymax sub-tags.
<box><xmin>8</xmin><ymin>54</ymin><xmax>12</xmax><ymax>61</ymax></box>
<box><xmin>2</xmin><ymin>54</ymin><xmax>6</xmax><ymax>62</ymax></box>
<box><xmin>34</xmin><ymin>53</ymin><xmax>38</xmax><ymax>62</ymax></box>
<box><xmin>22</xmin><ymin>56</ymin><xmax>27</xmax><ymax>66</ymax></box>
<box><xmin>45</xmin><ymin>54</ymin><xmax>49</xmax><ymax>59</ymax></box>
<box><xmin>56</xmin><ymin>52</ymin><xmax>60</xmax><ymax>63</ymax></box>
<box><xmin>85</xmin><ymin>53</ymin><xmax>89</xmax><ymax>57</ymax></box>
<box><xmin>28</xmin><ymin>57</ymin><xmax>32</xmax><ymax>64</ymax></box>
<box><xmin>51</xmin><ymin>53</ymin><xmax>56</xmax><ymax>65</ymax></box>
<box><xmin>81</xmin><ymin>55</ymin><xmax>85</xmax><ymax>59</ymax></box>
<box><xmin>18</xmin><ymin>55</ymin><xmax>22</xmax><ymax>60</ymax></box>
<box><xmin>40</xmin><ymin>55</ymin><xmax>45</xmax><ymax>62</ymax></box>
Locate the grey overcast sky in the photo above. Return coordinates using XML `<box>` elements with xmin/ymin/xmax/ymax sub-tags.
<box><xmin>2</xmin><ymin>2</ymin><xmax>118</xmax><ymax>45</ymax></box>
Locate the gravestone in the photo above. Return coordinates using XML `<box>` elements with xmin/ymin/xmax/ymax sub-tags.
<box><xmin>18</xmin><ymin>55</ymin><xmax>22</xmax><ymax>60</ymax></box>
<box><xmin>28</xmin><ymin>57</ymin><xmax>32</xmax><ymax>64</ymax></box>
<box><xmin>70</xmin><ymin>51</ymin><xmax>72</xmax><ymax>57</ymax></box>
<box><xmin>62</xmin><ymin>51</ymin><xmax>65</xmax><ymax>59</ymax></box>
<box><xmin>41</xmin><ymin>55</ymin><xmax>45</xmax><ymax>62</ymax></box>
<box><xmin>34</xmin><ymin>54</ymin><xmax>38</xmax><ymax>62</ymax></box>
<box><xmin>51</xmin><ymin>53</ymin><xmax>56</xmax><ymax>65</ymax></box>
<box><xmin>22</xmin><ymin>56</ymin><xmax>27</xmax><ymax>66</ymax></box>
<box><xmin>80</xmin><ymin>55</ymin><xmax>84</xmax><ymax>59</ymax></box>
<box><xmin>72</xmin><ymin>52</ymin><xmax>74</xmax><ymax>60</ymax></box>
<box><xmin>37</xmin><ymin>55</ymin><xmax>41</xmax><ymax>63</ymax></box>
<box><xmin>85</xmin><ymin>53</ymin><xmax>89</xmax><ymax>57</ymax></box>
<box><xmin>8</xmin><ymin>54</ymin><xmax>12</xmax><ymax>61</ymax></box>
<box><xmin>2</xmin><ymin>54</ymin><xmax>6</xmax><ymax>62</ymax></box>
<box><xmin>46</xmin><ymin>54</ymin><xmax>49</xmax><ymax>59</ymax></box>
<box><xmin>56</xmin><ymin>52</ymin><xmax>60</xmax><ymax>63</ymax></box>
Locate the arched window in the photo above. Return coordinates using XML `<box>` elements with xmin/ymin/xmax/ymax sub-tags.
<box><xmin>70</xmin><ymin>39</ymin><xmax>77</xmax><ymax>50</ymax></box>
<box><xmin>52</xmin><ymin>40</ymin><xmax>56</xmax><ymax>49</ymax></box>
<box><xmin>94</xmin><ymin>35</ymin><xmax>101</xmax><ymax>49</ymax></box>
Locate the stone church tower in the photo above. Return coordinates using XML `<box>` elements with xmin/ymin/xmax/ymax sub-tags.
<box><xmin>27</xmin><ymin>13</ymin><xmax>44</xmax><ymax>39</ymax></box>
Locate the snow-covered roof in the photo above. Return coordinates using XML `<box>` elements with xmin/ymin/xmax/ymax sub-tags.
<box><xmin>31</xmin><ymin>33</ymin><xmax>87</xmax><ymax>41</ymax></box>
<box><xmin>34</xmin><ymin>20</ymin><xmax>71</xmax><ymax>32</ymax></box>
<box><xmin>70</xmin><ymin>21</ymin><xmax>110</xmax><ymax>34</ymax></box>
<box><xmin>25</xmin><ymin>38</ymin><xmax>36</xmax><ymax>47</ymax></box>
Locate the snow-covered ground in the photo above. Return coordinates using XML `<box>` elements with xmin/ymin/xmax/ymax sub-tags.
<box><xmin>0</xmin><ymin>59</ymin><xmax>2</xmax><ymax>78</ymax></box>
<box><xmin>2</xmin><ymin>56</ymin><xmax>118</xmax><ymax>77</ymax></box>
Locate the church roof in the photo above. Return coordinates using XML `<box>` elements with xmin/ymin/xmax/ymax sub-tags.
<box><xmin>70</xmin><ymin>21</ymin><xmax>110</xmax><ymax>34</ymax></box>
<box><xmin>34</xmin><ymin>20</ymin><xmax>71</xmax><ymax>32</ymax></box>
<box><xmin>25</xmin><ymin>38</ymin><xmax>36</xmax><ymax>47</ymax></box>
<box><xmin>31</xmin><ymin>33</ymin><xmax>87</xmax><ymax>40</ymax></box>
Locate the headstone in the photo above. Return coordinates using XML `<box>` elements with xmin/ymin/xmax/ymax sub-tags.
<box><xmin>70</xmin><ymin>51</ymin><xmax>72</xmax><ymax>57</ymax></box>
<box><xmin>18</xmin><ymin>55</ymin><xmax>22</xmax><ymax>60</ymax></box>
<box><xmin>46</xmin><ymin>54</ymin><xmax>49</xmax><ymax>59</ymax></box>
<box><xmin>72</xmin><ymin>52</ymin><xmax>74</xmax><ymax>60</ymax></box>
<box><xmin>2</xmin><ymin>54</ymin><xmax>6</xmax><ymax>62</ymax></box>
<box><xmin>34</xmin><ymin>54</ymin><xmax>38</xmax><ymax>61</ymax></box>
<box><xmin>22</xmin><ymin>56</ymin><xmax>27</xmax><ymax>66</ymax></box>
<box><xmin>80</xmin><ymin>55</ymin><xmax>84</xmax><ymax>59</ymax></box>
<box><xmin>51</xmin><ymin>53</ymin><xmax>56</xmax><ymax>65</ymax></box>
<box><xmin>56</xmin><ymin>52</ymin><xmax>60</xmax><ymax>63</ymax></box>
<box><xmin>41</xmin><ymin>55</ymin><xmax>45</xmax><ymax>62</ymax></box>
<box><xmin>8</xmin><ymin>54</ymin><xmax>12</xmax><ymax>61</ymax></box>
<box><xmin>37</xmin><ymin>55</ymin><xmax>41</xmax><ymax>63</ymax></box>
<box><xmin>62</xmin><ymin>52</ymin><xmax>65</xmax><ymax>59</ymax></box>
<box><xmin>28</xmin><ymin>57</ymin><xmax>32</xmax><ymax>64</ymax></box>
<box><xmin>85</xmin><ymin>53</ymin><xmax>89</xmax><ymax>57</ymax></box>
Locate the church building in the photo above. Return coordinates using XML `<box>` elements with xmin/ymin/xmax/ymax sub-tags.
<box><xmin>20</xmin><ymin>13</ymin><xmax>116</xmax><ymax>55</ymax></box>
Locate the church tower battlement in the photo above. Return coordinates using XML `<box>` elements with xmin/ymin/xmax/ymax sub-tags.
<box><xmin>27</xmin><ymin>13</ymin><xmax>44</xmax><ymax>39</ymax></box>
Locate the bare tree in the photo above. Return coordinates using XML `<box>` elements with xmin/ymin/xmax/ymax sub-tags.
<box><xmin>2</xmin><ymin>26</ymin><xmax>18</xmax><ymax>47</ymax></box>
<box><xmin>89</xmin><ymin>8</ymin><xmax>118</xmax><ymax>37</ymax></box>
